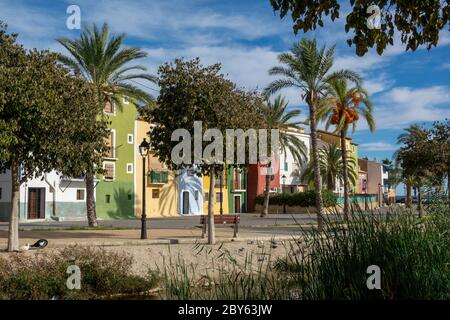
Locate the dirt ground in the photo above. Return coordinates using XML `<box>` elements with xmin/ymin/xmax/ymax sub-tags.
<box><xmin>0</xmin><ymin>240</ymin><xmax>300</xmax><ymax>277</ymax></box>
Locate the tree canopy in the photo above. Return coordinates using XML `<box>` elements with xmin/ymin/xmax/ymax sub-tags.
<box><xmin>269</xmin><ymin>0</ymin><xmax>450</xmax><ymax>56</ymax></box>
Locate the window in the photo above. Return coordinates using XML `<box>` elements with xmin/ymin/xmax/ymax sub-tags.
<box><xmin>126</xmin><ymin>163</ymin><xmax>133</xmax><ymax>174</ymax></box>
<box><xmin>148</xmin><ymin>170</ymin><xmax>168</xmax><ymax>183</ymax></box>
<box><xmin>233</xmin><ymin>169</ymin><xmax>241</xmax><ymax>190</ymax></box>
<box><xmin>127</xmin><ymin>134</ymin><xmax>133</xmax><ymax>144</ymax></box>
<box><xmin>216</xmin><ymin>192</ymin><xmax>223</xmax><ymax>203</ymax></box>
<box><xmin>76</xmin><ymin>189</ymin><xmax>85</xmax><ymax>201</ymax></box>
<box><xmin>284</xmin><ymin>162</ymin><xmax>288</xmax><ymax>171</ymax></box>
<box><xmin>0</xmin><ymin>188</ymin><xmax>2</xmax><ymax>200</ymax></box>
<box><xmin>152</xmin><ymin>189</ymin><xmax>160</xmax><ymax>198</ymax></box>
<box><xmin>103</xmin><ymin>100</ymin><xmax>115</xmax><ymax>114</ymax></box>
<box><xmin>203</xmin><ymin>192</ymin><xmax>208</xmax><ymax>200</ymax></box>
<box><xmin>104</xmin><ymin>130</ymin><xmax>115</xmax><ymax>158</ymax></box>
<box><xmin>103</xmin><ymin>162</ymin><xmax>115</xmax><ymax>181</ymax></box>
<box><xmin>105</xmin><ymin>194</ymin><xmax>111</xmax><ymax>204</ymax></box>
<box><xmin>123</xmin><ymin>96</ymin><xmax>130</xmax><ymax>104</ymax></box>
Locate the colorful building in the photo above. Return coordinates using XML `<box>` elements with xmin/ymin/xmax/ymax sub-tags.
<box><xmin>135</xmin><ymin>120</ymin><xmax>178</xmax><ymax>218</ymax></box>
<box><xmin>317</xmin><ymin>130</ymin><xmax>359</xmax><ymax>194</ymax></box>
<box><xmin>202</xmin><ymin>169</ymin><xmax>229</xmax><ymax>215</ymax></box>
<box><xmin>0</xmin><ymin>170</ymin><xmax>92</xmax><ymax>222</ymax></box>
<box><xmin>279</xmin><ymin>128</ymin><xmax>311</xmax><ymax>193</ymax></box>
<box><xmin>247</xmin><ymin>157</ymin><xmax>281</xmax><ymax>213</ymax></box>
<box><xmin>227</xmin><ymin>166</ymin><xmax>247</xmax><ymax>213</ymax></box>
<box><xmin>96</xmin><ymin>97</ymin><xmax>137</xmax><ymax>219</ymax></box>
<box><xmin>178</xmin><ymin>166</ymin><xmax>203</xmax><ymax>215</ymax></box>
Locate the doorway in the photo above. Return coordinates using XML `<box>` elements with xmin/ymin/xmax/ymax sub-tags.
<box><xmin>234</xmin><ymin>195</ymin><xmax>241</xmax><ymax>214</ymax></box>
<box><xmin>182</xmin><ymin>191</ymin><xmax>190</xmax><ymax>215</ymax></box>
<box><xmin>28</xmin><ymin>188</ymin><xmax>45</xmax><ymax>219</ymax></box>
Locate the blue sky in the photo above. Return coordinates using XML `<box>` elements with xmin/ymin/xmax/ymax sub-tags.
<box><xmin>1</xmin><ymin>0</ymin><xmax>450</xmax><ymax>165</ymax></box>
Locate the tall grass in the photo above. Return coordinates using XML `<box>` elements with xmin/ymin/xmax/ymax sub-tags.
<box><xmin>160</xmin><ymin>201</ymin><xmax>450</xmax><ymax>300</ymax></box>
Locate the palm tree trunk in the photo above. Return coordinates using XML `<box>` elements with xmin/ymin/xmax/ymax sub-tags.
<box><xmin>261</xmin><ymin>172</ymin><xmax>271</xmax><ymax>217</ymax></box>
<box><xmin>208</xmin><ymin>167</ymin><xmax>216</xmax><ymax>245</ymax></box>
<box><xmin>417</xmin><ymin>185</ymin><xmax>423</xmax><ymax>217</ymax></box>
<box><xmin>327</xmin><ymin>173</ymin><xmax>334</xmax><ymax>191</ymax></box>
<box><xmin>340</xmin><ymin>130</ymin><xmax>351</xmax><ymax>218</ymax></box>
<box><xmin>308</xmin><ymin>99</ymin><xmax>325</xmax><ymax>230</ymax></box>
<box><xmin>406</xmin><ymin>182</ymin><xmax>412</xmax><ymax>208</ymax></box>
<box><xmin>85</xmin><ymin>169</ymin><xmax>98</xmax><ymax>227</ymax></box>
<box><xmin>7</xmin><ymin>159</ymin><xmax>20</xmax><ymax>252</ymax></box>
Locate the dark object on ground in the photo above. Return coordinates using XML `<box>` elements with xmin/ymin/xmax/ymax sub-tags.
<box><xmin>29</xmin><ymin>239</ymin><xmax>48</xmax><ymax>250</ymax></box>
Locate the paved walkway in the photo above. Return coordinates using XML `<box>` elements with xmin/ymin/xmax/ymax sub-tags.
<box><xmin>0</xmin><ymin>214</ymin><xmax>316</xmax><ymax>249</ymax></box>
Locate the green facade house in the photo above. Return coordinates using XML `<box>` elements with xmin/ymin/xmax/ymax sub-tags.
<box><xmin>227</xmin><ymin>166</ymin><xmax>247</xmax><ymax>213</ymax></box>
<box><xmin>96</xmin><ymin>96</ymin><xmax>137</xmax><ymax>219</ymax></box>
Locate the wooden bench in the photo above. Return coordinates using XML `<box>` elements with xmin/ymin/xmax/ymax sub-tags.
<box><xmin>200</xmin><ymin>214</ymin><xmax>240</xmax><ymax>238</ymax></box>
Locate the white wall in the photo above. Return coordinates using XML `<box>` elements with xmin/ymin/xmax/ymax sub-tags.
<box><xmin>279</xmin><ymin>131</ymin><xmax>310</xmax><ymax>188</ymax></box>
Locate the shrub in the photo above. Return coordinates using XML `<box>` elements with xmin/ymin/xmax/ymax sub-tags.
<box><xmin>255</xmin><ymin>190</ymin><xmax>337</xmax><ymax>208</ymax></box>
<box><xmin>275</xmin><ymin>204</ymin><xmax>450</xmax><ymax>299</ymax></box>
<box><xmin>0</xmin><ymin>246</ymin><xmax>159</xmax><ymax>300</ymax></box>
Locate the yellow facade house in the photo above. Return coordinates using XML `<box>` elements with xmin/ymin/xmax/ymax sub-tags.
<box><xmin>202</xmin><ymin>170</ymin><xmax>229</xmax><ymax>214</ymax></box>
<box><xmin>135</xmin><ymin>119</ymin><xmax>178</xmax><ymax>217</ymax></box>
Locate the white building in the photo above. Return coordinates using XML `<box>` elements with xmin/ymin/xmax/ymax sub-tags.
<box><xmin>0</xmin><ymin>170</ymin><xmax>91</xmax><ymax>222</ymax></box>
<box><xmin>279</xmin><ymin>128</ymin><xmax>311</xmax><ymax>193</ymax></box>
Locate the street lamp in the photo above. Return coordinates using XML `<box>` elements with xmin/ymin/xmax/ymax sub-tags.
<box><xmin>281</xmin><ymin>174</ymin><xmax>287</xmax><ymax>214</ymax></box>
<box><xmin>139</xmin><ymin>138</ymin><xmax>150</xmax><ymax>240</ymax></box>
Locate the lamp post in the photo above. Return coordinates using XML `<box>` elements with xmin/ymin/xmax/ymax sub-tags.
<box><xmin>139</xmin><ymin>138</ymin><xmax>150</xmax><ymax>240</ymax></box>
<box><xmin>281</xmin><ymin>174</ymin><xmax>287</xmax><ymax>214</ymax></box>
<box><xmin>219</xmin><ymin>170</ymin><xmax>223</xmax><ymax>215</ymax></box>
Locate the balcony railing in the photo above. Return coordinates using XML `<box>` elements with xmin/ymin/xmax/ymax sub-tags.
<box><xmin>148</xmin><ymin>170</ymin><xmax>169</xmax><ymax>184</ymax></box>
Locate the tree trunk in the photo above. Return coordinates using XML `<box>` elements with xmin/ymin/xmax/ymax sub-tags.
<box><xmin>340</xmin><ymin>130</ymin><xmax>351</xmax><ymax>218</ymax></box>
<box><xmin>85</xmin><ymin>169</ymin><xmax>98</xmax><ymax>227</ymax></box>
<box><xmin>327</xmin><ymin>173</ymin><xmax>334</xmax><ymax>192</ymax></box>
<box><xmin>208</xmin><ymin>167</ymin><xmax>216</xmax><ymax>245</ymax></box>
<box><xmin>309</xmin><ymin>100</ymin><xmax>325</xmax><ymax>230</ymax></box>
<box><xmin>406</xmin><ymin>182</ymin><xmax>412</xmax><ymax>208</ymax></box>
<box><xmin>448</xmin><ymin>169</ymin><xmax>450</xmax><ymax>201</ymax></box>
<box><xmin>417</xmin><ymin>185</ymin><xmax>423</xmax><ymax>218</ymax></box>
<box><xmin>8</xmin><ymin>160</ymin><xmax>20</xmax><ymax>252</ymax></box>
<box><xmin>261</xmin><ymin>170</ymin><xmax>271</xmax><ymax>217</ymax></box>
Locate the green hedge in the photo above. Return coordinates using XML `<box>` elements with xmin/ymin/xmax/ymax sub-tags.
<box><xmin>255</xmin><ymin>190</ymin><xmax>337</xmax><ymax>208</ymax></box>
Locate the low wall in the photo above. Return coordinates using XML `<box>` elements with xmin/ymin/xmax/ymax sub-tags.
<box><xmin>254</xmin><ymin>199</ymin><xmax>379</xmax><ymax>214</ymax></box>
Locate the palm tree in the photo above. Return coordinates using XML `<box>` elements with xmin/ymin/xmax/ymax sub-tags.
<box><xmin>261</xmin><ymin>95</ymin><xmax>307</xmax><ymax>217</ymax></box>
<box><xmin>395</xmin><ymin>124</ymin><xmax>429</xmax><ymax>212</ymax></box>
<box><xmin>317</xmin><ymin>78</ymin><xmax>374</xmax><ymax>217</ymax></box>
<box><xmin>264</xmin><ymin>39</ymin><xmax>361</xmax><ymax>228</ymax></box>
<box><xmin>302</xmin><ymin>143</ymin><xmax>357</xmax><ymax>192</ymax></box>
<box><xmin>57</xmin><ymin>23</ymin><xmax>157</xmax><ymax>226</ymax></box>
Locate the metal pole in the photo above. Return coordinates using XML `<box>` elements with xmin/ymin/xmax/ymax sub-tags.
<box><xmin>282</xmin><ymin>180</ymin><xmax>286</xmax><ymax>214</ymax></box>
<box><xmin>219</xmin><ymin>170</ymin><xmax>223</xmax><ymax>215</ymax></box>
<box><xmin>141</xmin><ymin>156</ymin><xmax>147</xmax><ymax>239</ymax></box>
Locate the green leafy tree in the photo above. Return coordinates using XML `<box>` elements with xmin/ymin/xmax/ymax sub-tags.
<box><xmin>429</xmin><ymin>119</ymin><xmax>450</xmax><ymax>200</ymax></box>
<box><xmin>260</xmin><ymin>95</ymin><xmax>308</xmax><ymax>217</ymax></box>
<box><xmin>395</xmin><ymin>124</ymin><xmax>430</xmax><ymax>214</ymax></box>
<box><xmin>301</xmin><ymin>143</ymin><xmax>357</xmax><ymax>192</ymax></box>
<box><xmin>0</xmin><ymin>28</ymin><xmax>108</xmax><ymax>251</ymax></box>
<box><xmin>264</xmin><ymin>38</ymin><xmax>360</xmax><ymax>229</ymax></box>
<box><xmin>144</xmin><ymin>58</ymin><xmax>265</xmax><ymax>244</ymax></box>
<box><xmin>57</xmin><ymin>23</ymin><xmax>157</xmax><ymax>226</ymax></box>
<box><xmin>269</xmin><ymin>0</ymin><xmax>450</xmax><ymax>56</ymax></box>
<box><xmin>317</xmin><ymin>78</ymin><xmax>375</xmax><ymax>217</ymax></box>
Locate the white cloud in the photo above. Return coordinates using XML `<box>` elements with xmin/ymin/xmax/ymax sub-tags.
<box><xmin>359</xmin><ymin>142</ymin><xmax>397</xmax><ymax>151</ymax></box>
<box><xmin>371</xmin><ymin>86</ymin><xmax>450</xmax><ymax>130</ymax></box>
